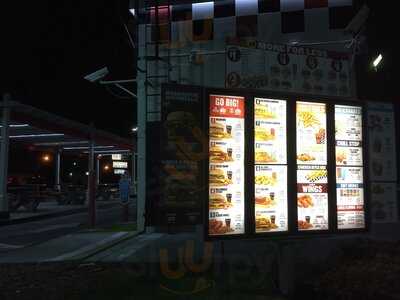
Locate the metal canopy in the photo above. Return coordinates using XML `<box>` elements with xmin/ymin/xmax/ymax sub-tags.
<box><xmin>0</xmin><ymin>100</ymin><xmax>135</xmax><ymax>154</ymax></box>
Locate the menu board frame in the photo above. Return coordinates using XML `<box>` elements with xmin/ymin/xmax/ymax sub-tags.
<box><xmin>334</xmin><ymin>101</ymin><xmax>370</xmax><ymax>233</ymax></box>
<box><xmin>206</xmin><ymin>94</ymin><xmax>249</xmax><ymax>238</ymax></box>
<box><xmin>202</xmin><ymin>87</ymin><xmax>370</xmax><ymax>240</ymax></box>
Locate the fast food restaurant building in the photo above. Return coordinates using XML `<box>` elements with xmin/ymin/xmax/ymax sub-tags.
<box><xmin>131</xmin><ymin>0</ymin><xmax>398</xmax><ymax>238</ymax></box>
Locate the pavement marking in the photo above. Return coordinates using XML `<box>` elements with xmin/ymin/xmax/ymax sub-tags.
<box><xmin>114</xmin><ymin>233</ymin><xmax>164</xmax><ymax>261</ymax></box>
<box><xmin>0</xmin><ymin>243</ymin><xmax>25</xmax><ymax>250</ymax></box>
<box><xmin>45</xmin><ymin>232</ymin><xmax>128</xmax><ymax>262</ymax></box>
<box><xmin>30</xmin><ymin>223</ymin><xmax>81</xmax><ymax>234</ymax></box>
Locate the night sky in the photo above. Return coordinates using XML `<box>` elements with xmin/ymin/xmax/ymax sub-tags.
<box><xmin>3</xmin><ymin>0</ymin><xmax>135</xmax><ymax>138</ymax></box>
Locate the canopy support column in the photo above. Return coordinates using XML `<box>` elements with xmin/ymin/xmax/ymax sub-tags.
<box><xmin>0</xmin><ymin>94</ymin><xmax>11</xmax><ymax>220</ymax></box>
<box><xmin>55</xmin><ymin>149</ymin><xmax>61</xmax><ymax>191</ymax></box>
<box><xmin>88</xmin><ymin>130</ymin><xmax>96</xmax><ymax>227</ymax></box>
<box><xmin>96</xmin><ymin>154</ymin><xmax>100</xmax><ymax>186</ymax></box>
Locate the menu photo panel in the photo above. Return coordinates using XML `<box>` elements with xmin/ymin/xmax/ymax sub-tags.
<box><xmin>255</xmin><ymin>165</ymin><xmax>288</xmax><ymax>232</ymax></box>
<box><xmin>254</xmin><ymin>98</ymin><xmax>288</xmax><ymax>233</ymax></box>
<box><xmin>335</xmin><ymin>105</ymin><xmax>365</xmax><ymax>230</ymax></box>
<box><xmin>296</xmin><ymin>102</ymin><xmax>329</xmax><ymax>231</ymax></box>
<box><xmin>208</xmin><ymin>95</ymin><xmax>245</xmax><ymax>236</ymax></box>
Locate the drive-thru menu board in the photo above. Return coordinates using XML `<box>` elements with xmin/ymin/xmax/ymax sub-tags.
<box><xmin>296</xmin><ymin>102</ymin><xmax>329</xmax><ymax>231</ymax></box>
<box><xmin>254</xmin><ymin>98</ymin><xmax>287</xmax><ymax>164</ymax></box>
<box><xmin>209</xmin><ymin>95</ymin><xmax>245</xmax><ymax>236</ymax></box>
<box><xmin>254</xmin><ymin>98</ymin><xmax>288</xmax><ymax>233</ymax></box>
<box><xmin>335</xmin><ymin>105</ymin><xmax>365</xmax><ymax>229</ymax></box>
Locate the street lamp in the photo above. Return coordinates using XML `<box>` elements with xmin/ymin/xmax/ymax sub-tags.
<box><xmin>84</xmin><ymin>67</ymin><xmax>137</xmax><ymax>99</ymax></box>
<box><xmin>372</xmin><ymin>54</ymin><xmax>383</xmax><ymax>69</ymax></box>
<box><xmin>42</xmin><ymin>154</ymin><xmax>51</xmax><ymax>162</ymax></box>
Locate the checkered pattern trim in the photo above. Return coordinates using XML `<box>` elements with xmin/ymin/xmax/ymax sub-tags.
<box><xmin>140</xmin><ymin>0</ymin><xmax>355</xmax><ymax>42</ymax></box>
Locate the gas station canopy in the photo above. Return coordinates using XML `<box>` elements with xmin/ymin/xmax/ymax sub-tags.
<box><xmin>0</xmin><ymin>100</ymin><xmax>135</xmax><ymax>154</ymax></box>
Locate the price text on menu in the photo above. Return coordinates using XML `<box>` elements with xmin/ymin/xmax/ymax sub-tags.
<box><xmin>208</xmin><ymin>95</ymin><xmax>245</xmax><ymax>236</ymax></box>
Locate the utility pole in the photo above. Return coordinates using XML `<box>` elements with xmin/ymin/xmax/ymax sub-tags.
<box><xmin>0</xmin><ymin>94</ymin><xmax>11</xmax><ymax>220</ymax></box>
<box><xmin>88</xmin><ymin>125</ymin><xmax>96</xmax><ymax>227</ymax></box>
<box><xmin>55</xmin><ymin>148</ymin><xmax>61</xmax><ymax>191</ymax></box>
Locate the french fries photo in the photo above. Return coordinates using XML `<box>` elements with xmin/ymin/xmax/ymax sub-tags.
<box><xmin>298</xmin><ymin>111</ymin><xmax>320</xmax><ymax>128</ymax></box>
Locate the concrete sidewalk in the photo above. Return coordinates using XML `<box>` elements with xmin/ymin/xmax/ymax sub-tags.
<box><xmin>0</xmin><ymin>200</ymin><xmax>120</xmax><ymax>226</ymax></box>
<box><xmin>0</xmin><ymin>229</ymin><xmax>140</xmax><ymax>263</ymax></box>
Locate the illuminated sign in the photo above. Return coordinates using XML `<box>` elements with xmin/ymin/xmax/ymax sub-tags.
<box><xmin>335</xmin><ymin>105</ymin><xmax>365</xmax><ymax>229</ymax></box>
<box><xmin>254</xmin><ymin>98</ymin><xmax>288</xmax><ymax>233</ymax></box>
<box><xmin>208</xmin><ymin>95</ymin><xmax>245</xmax><ymax>236</ymax></box>
<box><xmin>112</xmin><ymin>154</ymin><xmax>122</xmax><ymax>161</ymax></box>
<box><xmin>296</xmin><ymin>102</ymin><xmax>329</xmax><ymax>231</ymax></box>
<box><xmin>114</xmin><ymin>169</ymin><xmax>126</xmax><ymax>175</ymax></box>
<box><xmin>113</xmin><ymin>161</ymin><xmax>128</xmax><ymax>169</ymax></box>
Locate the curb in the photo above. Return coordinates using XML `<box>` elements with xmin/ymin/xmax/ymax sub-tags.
<box><xmin>0</xmin><ymin>202</ymin><xmax>119</xmax><ymax>227</ymax></box>
<box><xmin>77</xmin><ymin>230</ymin><xmax>141</xmax><ymax>261</ymax></box>
<box><xmin>45</xmin><ymin>230</ymin><xmax>141</xmax><ymax>262</ymax></box>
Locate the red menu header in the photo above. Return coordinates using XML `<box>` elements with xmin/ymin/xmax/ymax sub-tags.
<box><xmin>210</xmin><ymin>95</ymin><xmax>245</xmax><ymax>118</ymax></box>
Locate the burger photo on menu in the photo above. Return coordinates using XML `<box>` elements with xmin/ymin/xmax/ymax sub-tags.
<box><xmin>256</xmin><ymin>215</ymin><xmax>278</xmax><ymax>231</ymax></box>
<box><xmin>209</xmin><ymin>122</ymin><xmax>231</xmax><ymax>140</ymax></box>
<box><xmin>166</xmin><ymin>111</ymin><xmax>196</xmax><ymax>141</ymax></box>
<box><xmin>163</xmin><ymin>172</ymin><xmax>198</xmax><ymax>207</ymax></box>
<box><xmin>209</xmin><ymin>169</ymin><xmax>232</xmax><ymax>186</ymax></box>
<box><xmin>209</xmin><ymin>146</ymin><xmax>234</xmax><ymax>163</ymax></box>
<box><xmin>255</xmin><ymin>104</ymin><xmax>276</xmax><ymax>119</ymax></box>
<box><xmin>255</xmin><ymin>127</ymin><xmax>276</xmax><ymax>142</ymax></box>
<box><xmin>255</xmin><ymin>150</ymin><xmax>277</xmax><ymax>163</ymax></box>
<box><xmin>255</xmin><ymin>195</ymin><xmax>276</xmax><ymax>208</ymax></box>
<box><xmin>209</xmin><ymin>193</ymin><xmax>233</xmax><ymax>210</ymax></box>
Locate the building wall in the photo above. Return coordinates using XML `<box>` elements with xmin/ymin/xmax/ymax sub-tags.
<box><xmin>135</xmin><ymin>0</ymin><xmax>360</xmax><ymax>230</ymax></box>
<box><xmin>138</xmin><ymin>0</ymin><xmax>357</xmax><ymax>122</ymax></box>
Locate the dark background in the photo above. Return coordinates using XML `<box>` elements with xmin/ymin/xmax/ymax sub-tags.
<box><xmin>2</xmin><ymin>0</ymin><xmax>399</xmax><ymax>133</ymax></box>
<box><xmin>1</xmin><ymin>0</ymin><xmax>399</xmax><ymax>181</ymax></box>
<box><xmin>3</xmin><ymin>0</ymin><xmax>135</xmax><ymax>137</ymax></box>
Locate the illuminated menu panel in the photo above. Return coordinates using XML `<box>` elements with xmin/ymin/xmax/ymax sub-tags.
<box><xmin>296</xmin><ymin>102</ymin><xmax>329</xmax><ymax>231</ymax></box>
<box><xmin>335</xmin><ymin>105</ymin><xmax>365</xmax><ymax>229</ymax></box>
<box><xmin>254</xmin><ymin>98</ymin><xmax>287</xmax><ymax>165</ymax></box>
<box><xmin>254</xmin><ymin>98</ymin><xmax>288</xmax><ymax>233</ymax></box>
<box><xmin>208</xmin><ymin>95</ymin><xmax>245</xmax><ymax>236</ymax></box>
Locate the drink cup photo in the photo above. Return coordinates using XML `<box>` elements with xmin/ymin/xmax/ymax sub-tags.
<box><xmin>227</xmin><ymin>148</ymin><xmax>233</xmax><ymax>158</ymax></box>
<box><xmin>270</xmin><ymin>128</ymin><xmax>275</xmax><ymax>137</ymax></box>
<box><xmin>226</xmin><ymin>193</ymin><xmax>232</xmax><ymax>203</ymax></box>
<box><xmin>305</xmin><ymin>216</ymin><xmax>311</xmax><ymax>223</ymax></box>
<box><xmin>270</xmin><ymin>192</ymin><xmax>275</xmax><ymax>201</ymax></box>
<box><xmin>227</xmin><ymin>171</ymin><xmax>233</xmax><ymax>180</ymax></box>
<box><xmin>225</xmin><ymin>219</ymin><xmax>231</xmax><ymax>228</ymax></box>
<box><xmin>226</xmin><ymin>125</ymin><xmax>232</xmax><ymax>135</ymax></box>
<box><xmin>271</xmin><ymin>215</ymin><xmax>276</xmax><ymax>224</ymax></box>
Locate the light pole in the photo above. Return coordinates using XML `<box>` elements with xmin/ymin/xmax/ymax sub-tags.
<box><xmin>0</xmin><ymin>94</ymin><xmax>11</xmax><ymax>220</ymax></box>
